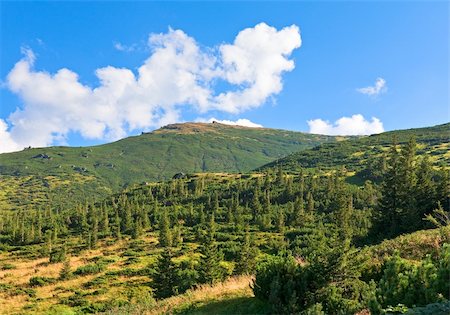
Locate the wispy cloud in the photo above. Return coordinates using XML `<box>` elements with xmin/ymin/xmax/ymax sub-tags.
<box><xmin>357</xmin><ymin>77</ymin><xmax>387</xmax><ymax>96</ymax></box>
<box><xmin>113</xmin><ymin>41</ymin><xmax>138</xmax><ymax>52</ymax></box>
<box><xmin>307</xmin><ymin>114</ymin><xmax>384</xmax><ymax>136</ymax></box>
<box><xmin>1</xmin><ymin>23</ymin><xmax>301</xmax><ymax>153</ymax></box>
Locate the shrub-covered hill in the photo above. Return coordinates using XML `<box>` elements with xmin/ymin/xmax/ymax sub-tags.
<box><xmin>0</xmin><ymin>122</ymin><xmax>335</xmax><ymax>210</ymax></box>
<box><xmin>0</xmin><ymin>134</ymin><xmax>448</xmax><ymax>314</ymax></box>
<box><xmin>260</xmin><ymin>122</ymin><xmax>450</xmax><ymax>178</ymax></box>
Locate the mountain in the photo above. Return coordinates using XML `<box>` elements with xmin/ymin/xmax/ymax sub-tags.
<box><xmin>0</xmin><ymin>122</ymin><xmax>336</xmax><ymax>210</ymax></box>
<box><xmin>1</xmin><ymin>123</ymin><xmax>448</xmax><ymax>314</ymax></box>
<box><xmin>259</xmin><ymin>122</ymin><xmax>450</xmax><ymax>181</ymax></box>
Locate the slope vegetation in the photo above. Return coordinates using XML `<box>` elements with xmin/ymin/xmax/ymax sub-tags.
<box><xmin>260</xmin><ymin>122</ymin><xmax>449</xmax><ymax>177</ymax></box>
<box><xmin>0</xmin><ymin>122</ymin><xmax>335</xmax><ymax>210</ymax></box>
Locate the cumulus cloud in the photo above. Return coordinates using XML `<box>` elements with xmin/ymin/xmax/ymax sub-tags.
<box><xmin>357</xmin><ymin>77</ymin><xmax>387</xmax><ymax>96</ymax></box>
<box><xmin>307</xmin><ymin>114</ymin><xmax>384</xmax><ymax>136</ymax></box>
<box><xmin>0</xmin><ymin>119</ymin><xmax>22</xmax><ymax>153</ymax></box>
<box><xmin>197</xmin><ymin>117</ymin><xmax>263</xmax><ymax>128</ymax></box>
<box><xmin>1</xmin><ymin>23</ymin><xmax>301</xmax><ymax>153</ymax></box>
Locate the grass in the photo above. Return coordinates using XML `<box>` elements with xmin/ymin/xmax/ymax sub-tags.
<box><xmin>0</xmin><ymin>236</ymin><xmax>159</xmax><ymax>314</ymax></box>
<box><xmin>104</xmin><ymin>275</ymin><xmax>270</xmax><ymax>315</ymax></box>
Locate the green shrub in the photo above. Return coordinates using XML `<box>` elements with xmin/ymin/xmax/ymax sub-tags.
<box><xmin>252</xmin><ymin>254</ymin><xmax>304</xmax><ymax>314</ymax></box>
<box><xmin>1</xmin><ymin>263</ymin><xmax>16</xmax><ymax>270</ymax></box>
<box><xmin>406</xmin><ymin>301</ymin><xmax>450</xmax><ymax>315</ymax></box>
<box><xmin>377</xmin><ymin>245</ymin><xmax>450</xmax><ymax>309</ymax></box>
<box><xmin>50</xmin><ymin>247</ymin><xmax>66</xmax><ymax>263</ymax></box>
<box><xmin>60</xmin><ymin>292</ymin><xmax>90</xmax><ymax>308</ymax></box>
<box><xmin>29</xmin><ymin>276</ymin><xmax>56</xmax><ymax>287</ymax></box>
<box><xmin>434</xmin><ymin>244</ymin><xmax>450</xmax><ymax>299</ymax></box>
<box><xmin>73</xmin><ymin>262</ymin><xmax>106</xmax><ymax>276</ymax></box>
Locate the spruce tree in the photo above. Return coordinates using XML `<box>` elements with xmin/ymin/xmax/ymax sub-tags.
<box><xmin>102</xmin><ymin>204</ymin><xmax>110</xmax><ymax>237</ymax></box>
<box><xmin>251</xmin><ymin>188</ymin><xmax>262</xmax><ymax>223</ymax></box>
<box><xmin>293</xmin><ymin>196</ymin><xmax>305</xmax><ymax>227</ymax></box>
<box><xmin>198</xmin><ymin>213</ymin><xmax>223</xmax><ymax>284</ymax></box>
<box><xmin>91</xmin><ymin>214</ymin><xmax>98</xmax><ymax>248</ymax></box>
<box><xmin>400</xmin><ymin>137</ymin><xmax>418</xmax><ymax>231</ymax></box>
<box><xmin>415</xmin><ymin>156</ymin><xmax>436</xmax><ymax>219</ymax></box>
<box><xmin>378</xmin><ymin>141</ymin><xmax>404</xmax><ymax>237</ymax></box>
<box><xmin>436</xmin><ymin>168</ymin><xmax>450</xmax><ymax>211</ymax></box>
<box><xmin>59</xmin><ymin>258</ymin><xmax>71</xmax><ymax>280</ymax></box>
<box><xmin>158</xmin><ymin>209</ymin><xmax>172</xmax><ymax>247</ymax></box>
<box><xmin>153</xmin><ymin>248</ymin><xmax>178</xmax><ymax>299</ymax></box>
<box><xmin>306</xmin><ymin>191</ymin><xmax>315</xmax><ymax>213</ymax></box>
<box><xmin>235</xmin><ymin>226</ymin><xmax>258</xmax><ymax>275</ymax></box>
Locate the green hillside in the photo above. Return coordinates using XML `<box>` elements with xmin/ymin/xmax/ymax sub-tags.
<box><xmin>0</xmin><ymin>141</ymin><xmax>448</xmax><ymax>314</ymax></box>
<box><xmin>260</xmin><ymin>122</ymin><xmax>450</xmax><ymax>179</ymax></box>
<box><xmin>0</xmin><ymin>122</ymin><xmax>335</xmax><ymax>210</ymax></box>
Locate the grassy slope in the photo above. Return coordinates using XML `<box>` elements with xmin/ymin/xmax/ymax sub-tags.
<box><xmin>0</xmin><ymin>227</ymin><xmax>446</xmax><ymax>315</ymax></box>
<box><xmin>0</xmin><ymin>122</ymin><xmax>335</xmax><ymax>210</ymax></box>
<box><xmin>145</xmin><ymin>276</ymin><xmax>268</xmax><ymax>315</ymax></box>
<box><xmin>260</xmin><ymin>122</ymin><xmax>450</xmax><ymax>174</ymax></box>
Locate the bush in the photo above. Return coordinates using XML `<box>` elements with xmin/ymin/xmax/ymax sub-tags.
<box><xmin>406</xmin><ymin>301</ymin><xmax>450</xmax><ymax>315</ymax></box>
<box><xmin>253</xmin><ymin>251</ymin><xmax>376</xmax><ymax>314</ymax></box>
<box><xmin>60</xmin><ymin>292</ymin><xmax>90</xmax><ymax>308</ymax></box>
<box><xmin>73</xmin><ymin>263</ymin><xmax>106</xmax><ymax>276</ymax></box>
<box><xmin>252</xmin><ymin>254</ymin><xmax>304</xmax><ymax>314</ymax></box>
<box><xmin>1</xmin><ymin>263</ymin><xmax>16</xmax><ymax>270</ymax></box>
<box><xmin>29</xmin><ymin>276</ymin><xmax>56</xmax><ymax>287</ymax></box>
<box><xmin>434</xmin><ymin>244</ymin><xmax>450</xmax><ymax>299</ymax></box>
<box><xmin>50</xmin><ymin>247</ymin><xmax>66</xmax><ymax>263</ymax></box>
<box><xmin>377</xmin><ymin>245</ymin><xmax>450</xmax><ymax>309</ymax></box>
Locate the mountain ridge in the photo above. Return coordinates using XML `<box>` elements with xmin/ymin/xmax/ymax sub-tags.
<box><xmin>0</xmin><ymin>122</ymin><xmax>336</xmax><ymax>210</ymax></box>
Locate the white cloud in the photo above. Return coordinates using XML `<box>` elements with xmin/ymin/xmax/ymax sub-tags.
<box><xmin>307</xmin><ymin>114</ymin><xmax>384</xmax><ymax>136</ymax></box>
<box><xmin>357</xmin><ymin>77</ymin><xmax>387</xmax><ymax>96</ymax></box>
<box><xmin>197</xmin><ymin>117</ymin><xmax>263</xmax><ymax>128</ymax></box>
<box><xmin>0</xmin><ymin>119</ymin><xmax>22</xmax><ymax>153</ymax></box>
<box><xmin>213</xmin><ymin>23</ymin><xmax>301</xmax><ymax>113</ymax></box>
<box><xmin>113</xmin><ymin>42</ymin><xmax>137</xmax><ymax>52</ymax></box>
<box><xmin>1</xmin><ymin>23</ymin><xmax>300</xmax><ymax>153</ymax></box>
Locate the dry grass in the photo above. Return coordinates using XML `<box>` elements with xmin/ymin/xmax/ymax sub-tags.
<box><xmin>0</xmin><ymin>235</ymin><xmax>158</xmax><ymax>314</ymax></box>
<box><xmin>147</xmin><ymin>275</ymin><xmax>254</xmax><ymax>315</ymax></box>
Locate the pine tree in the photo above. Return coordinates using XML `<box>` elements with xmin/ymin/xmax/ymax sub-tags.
<box><xmin>213</xmin><ymin>192</ymin><xmax>219</xmax><ymax>216</ymax></box>
<box><xmin>132</xmin><ymin>218</ymin><xmax>143</xmax><ymax>239</ymax></box>
<box><xmin>276</xmin><ymin>166</ymin><xmax>285</xmax><ymax>185</ymax></box>
<box><xmin>101</xmin><ymin>204</ymin><xmax>110</xmax><ymax>237</ymax></box>
<box><xmin>415</xmin><ymin>156</ymin><xmax>436</xmax><ymax>220</ymax></box>
<box><xmin>400</xmin><ymin>137</ymin><xmax>418</xmax><ymax>231</ymax></box>
<box><xmin>113</xmin><ymin>207</ymin><xmax>121</xmax><ymax>240</ymax></box>
<box><xmin>152</xmin><ymin>248</ymin><xmax>178</xmax><ymax>299</ymax></box>
<box><xmin>158</xmin><ymin>209</ymin><xmax>172</xmax><ymax>247</ymax></box>
<box><xmin>378</xmin><ymin>141</ymin><xmax>404</xmax><ymax>237</ymax></box>
<box><xmin>235</xmin><ymin>226</ymin><xmax>258</xmax><ymax>275</ymax></box>
<box><xmin>91</xmin><ymin>214</ymin><xmax>98</xmax><ymax>248</ymax></box>
<box><xmin>226</xmin><ymin>203</ymin><xmax>233</xmax><ymax>225</ymax></box>
<box><xmin>251</xmin><ymin>188</ymin><xmax>262</xmax><ymax>223</ymax></box>
<box><xmin>59</xmin><ymin>258</ymin><xmax>71</xmax><ymax>280</ymax></box>
<box><xmin>198</xmin><ymin>213</ymin><xmax>223</xmax><ymax>284</ymax></box>
<box><xmin>275</xmin><ymin>207</ymin><xmax>285</xmax><ymax>233</ymax></box>
<box><xmin>306</xmin><ymin>191</ymin><xmax>315</xmax><ymax>213</ymax></box>
<box><xmin>293</xmin><ymin>196</ymin><xmax>305</xmax><ymax>227</ymax></box>
<box><xmin>198</xmin><ymin>204</ymin><xmax>206</xmax><ymax>225</ymax></box>
<box><xmin>436</xmin><ymin>168</ymin><xmax>449</xmax><ymax>211</ymax></box>
<box><xmin>337</xmin><ymin>195</ymin><xmax>353</xmax><ymax>242</ymax></box>
<box><xmin>172</xmin><ymin>221</ymin><xmax>183</xmax><ymax>247</ymax></box>
<box><xmin>122</xmin><ymin>204</ymin><xmax>133</xmax><ymax>234</ymax></box>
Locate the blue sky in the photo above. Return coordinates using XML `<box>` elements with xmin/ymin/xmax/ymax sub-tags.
<box><xmin>0</xmin><ymin>1</ymin><xmax>448</xmax><ymax>152</ymax></box>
